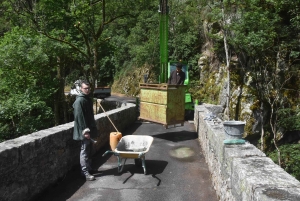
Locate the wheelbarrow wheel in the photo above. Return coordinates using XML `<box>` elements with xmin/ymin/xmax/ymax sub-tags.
<box><xmin>134</xmin><ymin>159</ymin><xmax>142</xmax><ymax>167</ymax></box>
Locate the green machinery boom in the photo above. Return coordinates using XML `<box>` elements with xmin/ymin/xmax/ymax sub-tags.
<box><xmin>159</xmin><ymin>0</ymin><xmax>169</xmax><ymax>84</ymax></box>
<box><xmin>139</xmin><ymin>0</ymin><xmax>193</xmax><ymax>127</ymax></box>
<box><xmin>159</xmin><ymin>0</ymin><xmax>193</xmax><ymax>111</ymax></box>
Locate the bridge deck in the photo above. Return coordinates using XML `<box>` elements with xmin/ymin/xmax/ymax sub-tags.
<box><xmin>36</xmin><ymin>121</ymin><xmax>218</xmax><ymax>201</ymax></box>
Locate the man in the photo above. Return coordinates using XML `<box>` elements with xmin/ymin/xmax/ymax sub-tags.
<box><xmin>73</xmin><ymin>80</ymin><xmax>98</xmax><ymax>181</ymax></box>
<box><xmin>167</xmin><ymin>63</ymin><xmax>186</xmax><ymax>85</ymax></box>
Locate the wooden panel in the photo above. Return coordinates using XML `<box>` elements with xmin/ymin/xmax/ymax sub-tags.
<box><xmin>167</xmin><ymin>87</ymin><xmax>185</xmax><ymax>107</ymax></box>
<box><xmin>166</xmin><ymin>104</ymin><xmax>185</xmax><ymax>123</ymax></box>
<box><xmin>140</xmin><ymin>102</ymin><xmax>167</xmax><ymax>124</ymax></box>
<box><xmin>140</xmin><ymin>89</ymin><xmax>168</xmax><ymax>104</ymax></box>
<box><xmin>139</xmin><ymin>83</ymin><xmax>186</xmax><ymax>126</ymax></box>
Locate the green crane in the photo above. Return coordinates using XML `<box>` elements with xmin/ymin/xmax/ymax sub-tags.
<box><xmin>139</xmin><ymin>0</ymin><xmax>193</xmax><ymax>126</ymax></box>
<box><xmin>159</xmin><ymin>0</ymin><xmax>169</xmax><ymax>83</ymax></box>
<box><xmin>158</xmin><ymin>0</ymin><xmax>193</xmax><ymax>111</ymax></box>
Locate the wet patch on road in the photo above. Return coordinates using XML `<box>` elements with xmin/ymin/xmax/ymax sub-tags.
<box><xmin>169</xmin><ymin>146</ymin><xmax>196</xmax><ymax>162</ymax></box>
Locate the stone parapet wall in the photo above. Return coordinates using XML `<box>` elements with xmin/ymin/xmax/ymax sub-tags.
<box><xmin>194</xmin><ymin>104</ymin><xmax>300</xmax><ymax>201</ymax></box>
<box><xmin>0</xmin><ymin>103</ymin><xmax>137</xmax><ymax>201</ymax></box>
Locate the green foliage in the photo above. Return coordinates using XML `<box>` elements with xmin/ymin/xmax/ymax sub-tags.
<box><xmin>106</xmin><ymin>1</ymin><xmax>160</xmax><ymax>82</ymax></box>
<box><xmin>0</xmin><ymin>27</ymin><xmax>56</xmax><ymax>141</ymax></box>
<box><xmin>269</xmin><ymin>144</ymin><xmax>300</xmax><ymax>181</ymax></box>
<box><xmin>126</xmin><ymin>7</ymin><xmax>159</xmax><ymax>67</ymax></box>
<box><xmin>0</xmin><ymin>27</ymin><xmax>56</xmax><ymax>95</ymax></box>
<box><xmin>225</xmin><ymin>2</ymin><xmax>278</xmax><ymax>54</ymax></box>
<box><xmin>169</xmin><ymin>0</ymin><xmax>203</xmax><ymax>64</ymax></box>
<box><xmin>0</xmin><ymin>1</ymin><xmax>11</xmax><ymax>36</ymax></box>
<box><xmin>277</xmin><ymin>108</ymin><xmax>300</xmax><ymax>131</ymax></box>
<box><xmin>0</xmin><ymin>92</ymin><xmax>54</xmax><ymax>142</ymax></box>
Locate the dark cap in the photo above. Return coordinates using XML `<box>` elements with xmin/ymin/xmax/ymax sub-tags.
<box><xmin>176</xmin><ymin>63</ymin><xmax>183</xmax><ymax>68</ymax></box>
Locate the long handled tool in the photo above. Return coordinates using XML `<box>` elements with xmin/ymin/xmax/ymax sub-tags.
<box><xmin>98</xmin><ymin>101</ymin><xmax>122</xmax><ymax>151</ymax></box>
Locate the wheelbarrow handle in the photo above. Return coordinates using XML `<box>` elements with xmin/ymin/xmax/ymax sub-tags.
<box><xmin>102</xmin><ymin>150</ymin><xmax>120</xmax><ymax>157</ymax></box>
<box><xmin>102</xmin><ymin>150</ymin><xmax>114</xmax><ymax>156</ymax></box>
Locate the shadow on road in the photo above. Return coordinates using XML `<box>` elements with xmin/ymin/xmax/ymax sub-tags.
<box><xmin>98</xmin><ymin>159</ymin><xmax>168</xmax><ymax>187</ymax></box>
<box><xmin>34</xmin><ymin>165</ymin><xmax>86</xmax><ymax>201</ymax></box>
<box><xmin>152</xmin><ymin>131</ymin><xmax>198</xmax><ymax>142</ymax></box>
<box><xmin>34</xmin><ymin>144</ymin><xmax>112</xmax><ymax>201</ymax></box>
<box><xmin>100</xmin><ymin>159</ymin><xmax>168</xmax><ymax>175</ymax></box>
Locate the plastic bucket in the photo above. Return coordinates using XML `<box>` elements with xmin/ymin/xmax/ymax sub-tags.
<box><xmin>110</xmin><ymin>132</ymin><xmax>122</xmax><ymax>151</ymax></box>
<box><xmin>223</xmin><ymin>121</ymin><xmax>245</xmax><ymax>139</ymax></box>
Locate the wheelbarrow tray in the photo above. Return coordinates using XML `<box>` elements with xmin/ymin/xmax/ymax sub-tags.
<box><xmin>103</xmin><ymin>135</ymin><xmax>153</xmax><ymax>174</ymax></box>
<box><xmin>115</xmin><ymin>135</ymin><xmax>153</xmax><ymax>156</ymax></box>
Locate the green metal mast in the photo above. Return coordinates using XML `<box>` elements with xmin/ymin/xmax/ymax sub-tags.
<box><xmin>159</xmin><ymin>0</ymin><xmax>169</xmax><ymax>83</ymax></box>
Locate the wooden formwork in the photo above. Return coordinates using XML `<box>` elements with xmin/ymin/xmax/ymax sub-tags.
<box><xmin>139</xmin><ymin>83</ymin><xmax>185</xmax><ymax>128</ymax></box>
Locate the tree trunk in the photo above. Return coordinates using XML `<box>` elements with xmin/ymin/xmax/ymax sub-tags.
<box><xmin>222</xmin><ymin>4</ymin><xmax>230</xmax><ymax>120</ymax></box>
<box><xmin>54</xmin><ymin>56</ymin><xmax>68</xmax><ymax>125</ymax></box>
<box><xmin>270</xmin><ymin>104</ymin><xmax>281</xmax><ymax>166</ymax></box>
<box><xmin>260</xmin><ymin>102</ymin><xmax>264</xmax><ymax>151</ymax></box>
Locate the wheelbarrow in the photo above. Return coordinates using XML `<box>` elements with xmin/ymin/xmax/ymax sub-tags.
<box><xmin>103</xmin><ymin>135</ymin><xmax>154</xmax><ymax>175</ymax></box>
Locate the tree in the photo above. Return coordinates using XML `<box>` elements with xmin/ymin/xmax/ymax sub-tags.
<box><xmin>201</xmin><ymin>0</ymin><xmax>300</xmax><ymax>166</ymax></box>
<box><xmin>4</xmin><ymin>0</ymin><xmax>151</xmax><ymax>125</ymax></box>
<box><xmin>0</xmin><ymin>27</ymin><xmax>57</xmax><ymax>141</ymax></box>
<box><xmin>6</xmin><ymin>0</ymin><xmax>146</xmax><ymax>85</ymax></box>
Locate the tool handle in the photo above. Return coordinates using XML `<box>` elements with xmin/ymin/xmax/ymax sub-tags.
<box><xmin>99</xmin><ymin>102</ymin><xmax>120</xmax><ymax>133</ymax></box>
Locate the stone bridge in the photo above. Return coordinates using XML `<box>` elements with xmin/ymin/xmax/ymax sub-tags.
<box><xmin>1</xmin><ymin>103</ymin><xmax>300</xmax><ymax>201</ymax></box>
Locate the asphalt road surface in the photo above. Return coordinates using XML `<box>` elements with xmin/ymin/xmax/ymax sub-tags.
<box><xmin>36</xmin><ymin>121</ymin><xmax>218</xmax><ymax>201</ymax></box>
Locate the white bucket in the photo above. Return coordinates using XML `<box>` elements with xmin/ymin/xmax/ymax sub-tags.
<box><xmin>223</xmin><ymin>121</ymin><xmax>245</xmax><ymax>139</ymax></box>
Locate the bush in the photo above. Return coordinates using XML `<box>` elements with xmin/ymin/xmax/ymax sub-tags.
<box><xmin>268</xmin><ymin>144</ymin><xmax>300</xmax><ymax>181</ymax></box>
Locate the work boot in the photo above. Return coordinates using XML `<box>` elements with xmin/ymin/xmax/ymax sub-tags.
<box><xmin>85</xmin><ymin>174</ymin><xmax>95</xmax><ymax>181</ymax></box>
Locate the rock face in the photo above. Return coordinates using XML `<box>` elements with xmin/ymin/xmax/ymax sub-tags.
<box><xmin>112</xmin><ymin>64</ymin><xmax>156</xmax><ymax>97</ymax></box>
<box><xmin>194</xmin><ymin>20</ymin><xmax>263</xmax><ymax>139</ymax></box>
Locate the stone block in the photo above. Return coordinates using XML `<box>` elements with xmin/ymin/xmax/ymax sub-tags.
<box><xmin>203</xmin><ymin>103</ymin><xmax>224</xmax><ymax>116</ymax></box>
<box><xmin>231</xmin><ymin>157</ymin><xmax>300</xmax><ymax>200</ymax></box>
<box><xmin>0</xmin><ymin>145</ymin><xmax>19</xmax><ymax>175</ymax></box>
<box><xmin>223</xmin><ymin>143</ymin><xmax>266</xmax><ymax>177</ymax></box>
<box><xmin>253</xmin><ymin>186</ymin><xmax>300</xmax><ymax>201</ymax></box>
